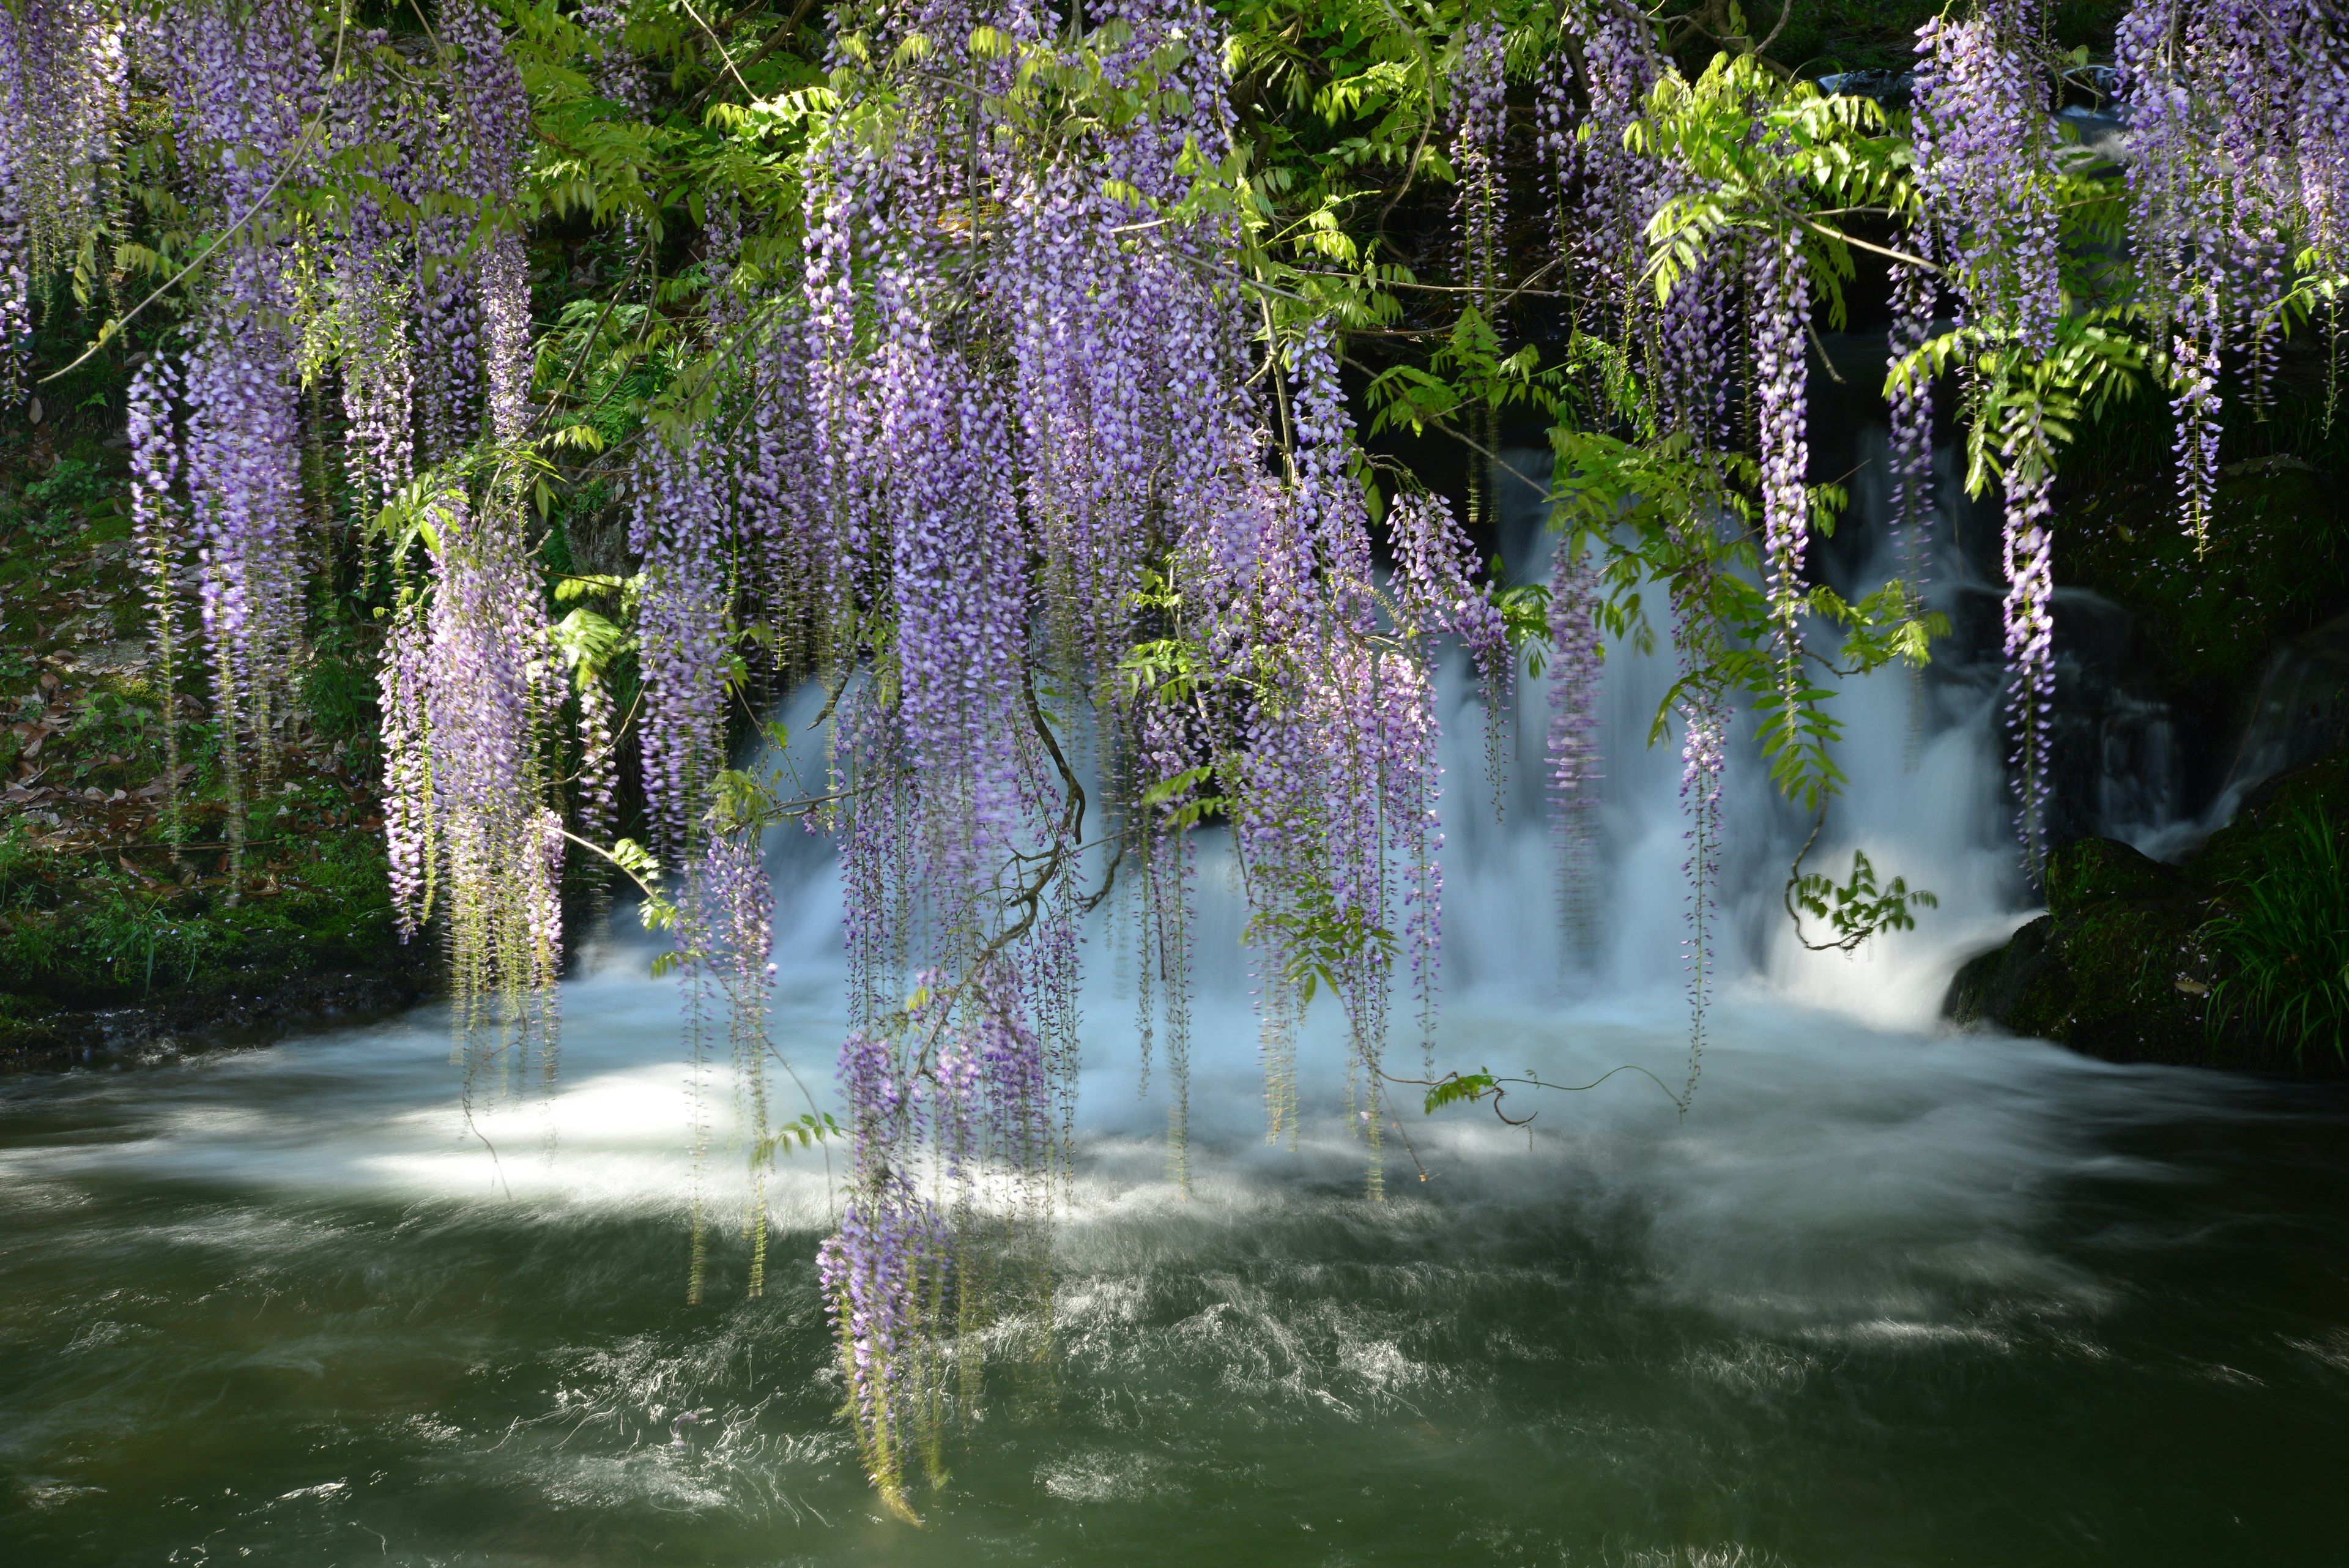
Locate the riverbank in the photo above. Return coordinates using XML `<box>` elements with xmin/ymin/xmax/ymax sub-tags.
<box><xmin>1</xmin><ymin>385</ymin><xmax>426</xmax><ymax>1066</ymax></box>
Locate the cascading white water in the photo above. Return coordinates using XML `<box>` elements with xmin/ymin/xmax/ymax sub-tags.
<box><xmin>1428</xmin><ymin>441</ymin><xmax>2036</xmax><ymax>1035</ymax></box>
<box><xmin>70</xmin><ymin>434</ymin><xmax>2052</xmax><ymax>1208</ymax></box>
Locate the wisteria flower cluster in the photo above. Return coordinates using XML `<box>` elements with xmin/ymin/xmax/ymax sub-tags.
<box><xmin>10</xmin><ymin>0</ymin><xmax>551</xmax><ymax>920</ymax></box>
<box><xmin>2116</xmin><ymin>0</ymin><xmax>2349</xmax><ymax>550</ymax></box>
<box><xmin>1913</xmin><ymin>3</ymin><xmax>2063</xmax><ymax>351</ymax></box>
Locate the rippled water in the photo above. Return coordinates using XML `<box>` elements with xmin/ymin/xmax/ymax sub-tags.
<box><xmin>4</xmin><ymin>967</ymin><xmax>2347</xmax><ymax>1566</ymax></box>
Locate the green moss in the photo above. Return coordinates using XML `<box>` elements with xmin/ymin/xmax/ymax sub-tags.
<box><xmin>2065</xmin><ymin>462</ymin><xmax>2349</xmax><ymax>695</ymax></box>
<box><xmin>2195</xmin><ymin>764</ymin><xmax>2349</xmax><ymax>1066</ymax></box>
<box><xmin>0</xmin><ymin>1016</ymin><xmax>70</xmax><ymax>1063</ymax></box>
<box><xmin>301</xmin><ymin>636</ymin><xmax>382</xmax><ymax>745</ymax></box>
<box><xmin>2043</xmin><ymin>836</ymin><xmax>2181</xmax><ymax>915</ymax></box>
<box><xmin>1958</xmin><ymin>844</ymin><xmax>2218</xmax><ymax>1065</ymax></box>
<box><xmin>2194</xmin><ymin>751</ymin><xmax>2349</xmax><ymax>890</ymax></box>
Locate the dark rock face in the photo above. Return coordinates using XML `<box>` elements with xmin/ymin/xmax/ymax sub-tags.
<box><xmin>1945</xmin><ymin>839</ymin><xmax>2223</xmax><ymax>1066</ymax></box>
<box><xmin>0</xmin><ymin>956</ymin><xmax>439</xmax><ymax>1071</ymax></box>
<box><xmin>1944</xmin><ymin>751</ymin><xmax>2349</xmax><ymax>1075</ymax></box>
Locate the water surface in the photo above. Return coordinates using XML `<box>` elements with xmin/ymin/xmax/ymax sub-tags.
<box><xmin>4</xmin><ymin>972</ymin><xmax>2346</xmax><ymax>1566</ymax></box>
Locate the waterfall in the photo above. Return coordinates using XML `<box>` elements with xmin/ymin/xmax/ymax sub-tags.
<box><xmin>727</xmin><ymin>432</ymin><xmax>2051</xmax><ymax>1152</ymax></box>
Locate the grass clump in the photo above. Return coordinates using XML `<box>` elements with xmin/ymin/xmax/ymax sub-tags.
<box><xmin>2202</xmin><ymin>806</ymin><xmax>2349</xmax><ymax>1066</ymax></box>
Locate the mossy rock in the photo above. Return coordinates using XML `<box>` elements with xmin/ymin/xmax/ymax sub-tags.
<box><xmin>0</xmin><ymin>825</ymin><xmax>404</xmax><ymax>1014</ymax></box>
<box><xmin>1945</xmin><ymin>748</ymin><xmax>2349</xmax><ymax>1074</ymax></box>
<box><xmin>1947</xmin><ymin>898</ymin><xmax>2223</xmax><ymax>1066</ymax></box>
<box><xmin>2195</xmin><ymin>749</ymin><xmax>2349</xmax><ymax>890</ymax></box>
<box><xmin>1946</xmin><ymin>916</ymin><xmax>2061</xmax><ymax>1030</ymax></box>
<box><xmin>0</xmin><ymin>1016</ymin><xmax>70</xmax><ymax>1064</ymax></box>
<box><xmin>2043</xmin><ymin>836</ymin><xmax>2183</xmax><ymax>915</ymax></box>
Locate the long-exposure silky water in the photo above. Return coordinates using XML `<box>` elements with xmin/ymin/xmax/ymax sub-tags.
<box><xmin>7</xmin><ymin>460</ymin><xmax>2348</xmax><ymax>1566</ymax></box>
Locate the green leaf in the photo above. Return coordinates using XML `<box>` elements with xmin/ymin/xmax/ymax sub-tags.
<box><xmin>1423</xmin><ymin>1071</ymin><xmax>1496</xmax><ymax>1115</ymax></box>
<box><xmin>1140</xmin><ymin>764</ymin><xmax>1215</xmax><ymax>806</ymax></box>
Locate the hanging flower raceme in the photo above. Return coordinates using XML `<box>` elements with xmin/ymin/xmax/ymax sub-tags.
<box><xmin>182</xmin><ymin>243</ymin><xmax>306</xmax><ymax>858</ymax></box>
<box><xmin>1999</xmin><ymin>420</ymin><xmax>2058</xmax><ymax>879</ymax></box>
<box><xmin>1285</xmin><ymin>328</ymin><xmax>1376</xmax><ymax>620</ymax></box>
<box><xmin>81</xmin><ymin>0</ymin><xmax>2321</xmax><ymax>1519</ymax></box>
<box><xmin>1913</xmin><ymin>1</ymin><xmax>2066</xmax><ymax>863</ymax></box>
<box><xmin>1751</xmin><ymin>231</ymin><xmax>1811</xmax><ymax>712</ymax></box>
<box><xmin>1006</xmin><ymin>160</ymin><xmax>1170</xmax><ymax>685</ymax></box>
<box><xmin>740</xmin><ymin>289</ymin><xmax>832</xmax><ymax>672</ymax></box>
<box><xmin>443</xmin><ymin>0</ymin><xmax>530</xmax><ymax>447</ymax></box>
<box><xmin>1886</xmin><ymin>251</ymin><xmax>1937</xmax><ymax>618</ymax></box>
<box><xmin>0</xmin><ymin>0</ymin><xmax>121</xmax><ymax>313</ymax></box>
<box><xmin>105</xmin><ymin>0</ymin><xmax>332</xmax><ymax>890</ymax></box>
<box><xmin>0</xmin><ymin>18</ymin><xmax>28</xmax><ymax>403</ymax></box>
<box><xmin>1912</xmin><ymin>5</ymin><xmax>2061</xmax><ymax>350</ymax></box>
<box><xmin>817</xmin><ymin>1018</ymin><xmax>949</xmax><ymax>1517</ymax></box>
<box><xmin>633</xmin><ymin>436</ymin><xmax>737</xmax><ymax>863</ymax></box>
<box><xmin>1206</xmin><ymin>334</ymin><xmax>1459</xmax><ymax>1188</ymax></box>
<box><xmin>380</xmin><ymin>485</ymin><xmax>569</xmax><ymax>1053</ymax></box>
<box><xmin>1450</xmin><ymin>18</ymin><xmax>1507</xmax><ymax>317</ymax></box>
<box><xmin>2116</xmin><ymin>0</ymin><xmax>2349</xmax><ymax>552</ymax></box>
<box><xmin>1390</xmin><ymin>485</ymin><xmax>1511</xmax><ymax>808</ymax></box>
<box><xmin>0</xmin><ymin>1</ymin><xmax>112</xmax><ymax>398</ymax></box>
<box><xmin>1545</xmin><ymin>533</ymin><xmax>1603</xmax><ymax>965</ymax></box>
<box><xmin>128</xmin><ymin>351</ymin><xmax>188</xmax><ymax>846</ymax></box>
<box><xmin>766</xmin><ymin>0</ymin><xmax>1512</xmax><ymax>1492</ymax></box>
<box><xmin>1887</xmin><ymin>247</ymin><xmax>1940</xmax><ymax>770</ymax></box>
<box><xmin>784</xmin><ymin>2</ymin><xmax>1133</xmax><ymax>1499</ymax></box>
<box><xmin>1548</xmin><ymin>0</ymin><xmax>1656</xmax><ymax>335</ymax></box>
<box><xmin>322</xmin><ymin>30</ymin><xmax>425</xmax><ymax>513</ymax></box>
<box><xmin>678</xmin><ymin>823</ymin><xmax>776</xmax><ymax>1303</ymax></box>
<box><xmin>1389</xmin><ymin>491</ymin><xmax>1508</xmax><ymax>679</ymax></box>
<box><xmin>1677</xmin><ymin>686</ymin><xmax>1725</xmax><ymax>1109</ymax></box>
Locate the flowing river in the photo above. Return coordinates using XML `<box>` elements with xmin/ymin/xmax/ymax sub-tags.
<box><xmin>7</xmin><ymin>496</ymin><xmax>2348</xmax><ymax>1566</ymax></box>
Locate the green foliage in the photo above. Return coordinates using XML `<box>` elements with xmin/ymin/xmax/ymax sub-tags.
<box><xmin>2064</xmin><ymin>459</ymin><xmax>2349</xmax><ymax>694</ymax></box>
<box><xmin>608</xmin><ymin>835</ymin><xmax>666</xmax><ymax>885</ymax></box>
<box><xmin>1786</xmin><ymin>847</ymin><xmax>1939</xmax><ymax>954</ymax></box>
<box><xmin>753</xmin><ymin>1111</ymin><xmax>845</xmax><ymax>1164</ymax></box>
<box><xmin>1244</xmin><ymin>895</ymin><xmax>1396</xmax><ymax>1007</ymax></box>
<box><xmin>1422</xmin><ymin>1070</ymin><xmax>1497</xmax><ymax>1114</ymax></box>
<box><xmin>302</xmin><ymin>639</ymin><xmax>379</xmax><ymax>745</ymax></box>
<box><xmin>1411</xmin><ymin>1060</ymin><xmax>1688</xmax><ymax>1119</ymax></box>
<box><xmin>1366</xmin><ymin>305</ymin><xmax>1560</xmax><ymax>437</ymax></box>
<box><xmin>9</xmin><ymin>0</ymin><xmax>2301</xmax><ymax>1057</ymax></box>
<box><xmin>18</xmin><ymin>458</ymin><xmax>117</xmax><ymax>541</ymax></box>
<box><xmin>0</xmin><ymin>823</ymin><xmax>401</xmax><ymax>1006</ymax></box>
<box><xmin>2203</xmin><ymin>807</ymin><xmax>2349</xmax><ymax>1065</ymax></box>
<box><xmin>1490</xmin><ymin>579</ymin><xmax>1557</xmax><ymax>673</ymax></box>
<box><xmin>551</xmin><ymin>603</ymin><xmax>634</xmax><ymax>685</ymax></box>
<box><xmin>1890</xmin><ymin>305</ymin><xmax>2151</xmax><ymax>500</ymax></box>
<box><xmin>1640</xmin><ymin>52</ymin><xmax>1909</xmax><ymax>329</ymax></box>
<box><xmin>1138</xmin><ymin>764</ymin><xmax>1231</xmax><ymax>830</ymax></box>
<box><xmin>1548</xmin><ymin>377</ymin><xmax>1939</xmax><ymax>816</ymax></box>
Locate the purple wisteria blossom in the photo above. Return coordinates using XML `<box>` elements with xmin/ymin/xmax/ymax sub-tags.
<box><xmin>15</xmin><ymin>0</ymin><xmax>2347</xmax><ymax>1520</ymax></box>
<box><xmin>1546</xmin><ymin>534</ymin><xmax>1603</xmax><ymax>964</ymax></box>
<box><xmin>1913</xmin><ymin>6</ymin><xmax>2060</xmax><ymax>350</ymax></box>
<box><xmin>1752</xmin><ymin>232</ymin><xmax>1811</xmax><ymax>708</ymax></box>
<box><xmin>2000</xmin><ymin>428</ymin><xmax>2058</xmax><ymax>878</ymax></box>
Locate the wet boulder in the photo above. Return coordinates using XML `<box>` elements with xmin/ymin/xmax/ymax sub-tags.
<box><xmin>1945</xmin><ymin>838</ymin><xmax>2219</xmax><ymax>1066</ymax></box>
<box><xmin>1944</xmin><ymin>749</ymin><xmax>2349</xmax><ymax>1074</ymax></box>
